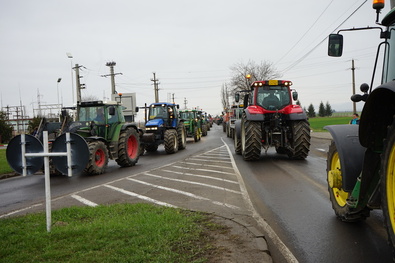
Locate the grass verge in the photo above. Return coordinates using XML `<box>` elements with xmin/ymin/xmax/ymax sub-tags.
<box><xmin>0</xmin><ymin>149</ymin><xmax>13</xmax><ymax>174</ymax></box>
<box><xmin>0</xmin><ymin>203</ymin><xmax>221</xmax><ymax>263</ymax></box>
<box><xmin>308</xmin><ymin>116</ymin><xmax>352</xmax><ymax>132</ymax></box>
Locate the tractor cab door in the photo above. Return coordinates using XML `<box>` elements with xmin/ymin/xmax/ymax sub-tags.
<box><xmin>107</xmin><ymin>106</ymin><xmax>121</xmax><ymax>140</ymax></box>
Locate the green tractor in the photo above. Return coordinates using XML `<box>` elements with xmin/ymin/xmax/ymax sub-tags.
<box><xmin>35</xmin><ymin>100</ymin><xmax>141</xmax><ymax>175</ymax></box>
<box><xmin>197</xmin><ymin>110</ymin><xmax>209</xmax><ymax>136</ymax></box>
<box><xmin>179</xmin><ymin>109</ymin><xmax>202</xmax><ymax>142</ymax></box>
<box><xmin>325</xmin><ymin>1</ymin><xmax>395</xmax><ymax>254</ymax></box>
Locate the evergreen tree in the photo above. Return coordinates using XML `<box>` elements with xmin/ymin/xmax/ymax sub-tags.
<box><xmin>0</xmin><ymin>111</ymin><xmax>13</xmax><ymax>143</ymax></box>
<box><xmin>325</xmin><ymin>101</ymin><xmax>333</xmax><ymax>116</ymax></box>
<box><xmin>318</xmin><ymin>101</ymin><xmax>326</xmax><ymax>117</ymax></box>
<box><xmin>307</xmin><ymin>104</ymin><xmax>316</xmax><ymax>118</ymax></box>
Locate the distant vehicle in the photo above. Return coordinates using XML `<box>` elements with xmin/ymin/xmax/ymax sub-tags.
<box><xmin>234</xmin><ymin>79</ymin><xmax>310</xmax><ymax>160</ymax></box>
<box><xmin>179</xmin><ymin>109</ymin><xmax>202</xmax><ymax>142</ymax></box>
<box><xmin>142</xmin><ymin>102</ymin><xmax>186</xmax><ymax>154</ymax></box>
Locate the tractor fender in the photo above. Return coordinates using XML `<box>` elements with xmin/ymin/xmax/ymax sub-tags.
<box><xmin>121</xmin><ymin>123</ymin><xmax>139</xmax><ymax>132</ymax></box>
<box><xmin>359</xmin><ymin>81</ymin><xmax>395</xmax><ymax>150</ymax></box>
<box><xmin>244</xmin><ymin>109</ymin><xmax>265</xmax><ymax>121</ymax></box>
<box><xmin>234</xmin><ymin>120</ymin><xmax>242</xmax><ymax>140</ymax></box>
<box><xmin>324</xmin><ymin>124</ymin><xmax>366</xmax><ymax>191</ymax></box>
<box><xmin>286</xmin><ymin>112</ymin><xmax>308</xmax><ymax>121</ymax></box>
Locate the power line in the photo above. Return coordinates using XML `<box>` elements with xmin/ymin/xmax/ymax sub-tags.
<box><xmin>282</xmin><ymin>0</ymin><xmax>368</xmax><ymax>73</ymax></box>
<box><xmin>275</xmin><ymin>0</ymin><xmax>335</xmax><ymax>66</ymax></box>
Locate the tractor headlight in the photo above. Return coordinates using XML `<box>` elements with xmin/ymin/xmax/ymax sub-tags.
<box><xmin>146</xmin><ymin>127</ymin><xmax>158</xmax><ymax>131</ymax></box>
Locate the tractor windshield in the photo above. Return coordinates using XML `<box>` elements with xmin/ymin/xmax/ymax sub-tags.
<box><xmin>149</xmin><ymin>105</ymin><xmax>168</xmax><ymax>120</ymax></box>
<box><xmin>79</xmin><ymin>106</ymin><xmax>106</xmax><ymax>123</ymax></box>
<box><xmin>257</xmin><ymin>86</ymin><xmax>290</xmax><ymax>110</ymax></box>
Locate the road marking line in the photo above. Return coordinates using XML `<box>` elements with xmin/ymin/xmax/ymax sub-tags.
<box><xmin>179</xmin><ymin>161</ymin><xmax>234</xmax><ymax>170</ymax></box>
<box><xmin>162</xmin><ymin>169</ymin><xmax>238</xmax><ymax>184</ymax></box>
<box><xmin>221</xmin><ymin>137</ymin><xmax>299</xmax><ymax>263</ymax></box>
<box><xmin>144</xmin><ymin>172</ymin><xmax>242</xmax><ymax>194</ymax></box>
<box><xmin>186</xmin><ymin>157</ymin><xmax>232</xmax><ymax>163</ymax></box>
<box><xmin>104</xmin><ymin>184</ymin><xmax>178</xmax><ymax>208</ymax></box>
<box><xmin>317</xmin><ymin>148</ymin><xmax>326</xmax><ymax>152</ymax></box>
<box><xmin>71</xmin><ymin>194</ymin><xmax>98</xmax><ymax>207</ymax></box>
<box><xmin>195</xmin><ymin>155</ymin><xmax>231</xmax><ymax>160</ymax></box>
<box><xmin>0</xmin><ymin>203</ymin><xmax>43</xmax><ymax>218</ymax></box>
<box><xmin>172</xmin><ymin>165</ymin><xmax>235</xmax><ymax>175</ymax></box>
<box><xmin>126</xmin><ymin>178</ymin><xmax>241</xmax><ymax>210</ymax></box>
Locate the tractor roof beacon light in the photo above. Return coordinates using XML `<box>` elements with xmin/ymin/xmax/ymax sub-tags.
<box><xmin>373</xmin><ymin>0</ymin><xmax>385</xmax><ymax>23</ymax></box>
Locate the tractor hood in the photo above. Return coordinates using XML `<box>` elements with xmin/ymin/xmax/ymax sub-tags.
<box><xmin>146</xmin><ymin>118</ymin><xmax>164</xmax><ymax>127</ymax></box>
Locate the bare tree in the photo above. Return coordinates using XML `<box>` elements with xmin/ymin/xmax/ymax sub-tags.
<box><xmin>229</xmin><ymin>60</ymin><xmax>282</xmax><ymax>93</ymax></box>
<box><xmin>221</xmin><ymin>83</ymin><xmax>230</xmax><ymax>112</ymax></box>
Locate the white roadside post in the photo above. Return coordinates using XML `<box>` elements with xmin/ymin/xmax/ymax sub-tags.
<box><xmin>22</xmin><ymin>131</ymin><xmax>72</xmax><ymax>232</ymax></box>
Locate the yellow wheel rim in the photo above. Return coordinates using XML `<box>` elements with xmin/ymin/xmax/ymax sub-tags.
<box><xmin>386</xmin><ymin>144</ymin><xmax>395</xmax><ymax>232</ymax></box>
<box><xmin>328</xmin><ymin>151</ymin><xmax>349</xmax><ymax>207</ymax></box>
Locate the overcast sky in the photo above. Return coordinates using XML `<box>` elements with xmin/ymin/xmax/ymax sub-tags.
<box><xmin>0</xmin><ymin>0</ymin><xmax>391</xmax><ymax>120</ymax></box>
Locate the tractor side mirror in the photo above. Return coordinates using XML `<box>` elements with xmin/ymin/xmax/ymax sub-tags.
<box><xmin>135</xmin><ymin>107</ymin><xmax>139</xmax><ymax>113</ymax></box>
<box><xmin>360</xmin><ymin>83</ymin><xmax>369</xmax><ymax>93</ymax></box>
<box><xmin>328</xmin><ymin>34</ymin><xmax>343</xmax><ymax>57</ymax></box>
<box><xmin>176</xmin><ymin>104</ymin><xmax>180</xmax><ymax>109</ymax></box>
<box><xmin>235</xmin><ymin>93</ymin><xmax>240</xmax><ymax>103</ymax></box>
<box><xmin>109</xmin><ymin>106</ymin><xmax>115</xmax><ymax>116</ymax></box>
<box><xmin>243</xmin><ymin>94</ymin><xmax>249</xmax><ymax>109</ymax></box>
<box><xmin>292</xmin><ymin>91</ymin><xmax>298</xmax><ymax>101</ymax></box>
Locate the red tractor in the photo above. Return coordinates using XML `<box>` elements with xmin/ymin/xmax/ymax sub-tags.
<box><xmin>234</xmin><ymin>80</ymin><xmax>310</xmax><ymax>160</ymax></box>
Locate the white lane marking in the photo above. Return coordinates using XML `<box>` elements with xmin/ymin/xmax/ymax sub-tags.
<box><xmin>126</xmin><ymin>178</ymin><xmax>241</xmax><ymax>210</ymax></box>
<box><xmin>317</xmin><ymin>148</ymin><xmax>326</xmax><ymax>152</ymax></box>
<box><xmin>71</xmin><ymin>194</ymin><xmax>98</xmax><ymax>207</ymax></box>
<box><xmin>104</xmin><ymin>184</ymin><xmax>178</xmax><ymax>208</ymax></box>
<box><xmin>162</xmin><ymin>169</ymin><xmax>238</xmax><ymax>184</ymax></box>
<box><xmin>179</xmin><ymin>161</ymin><xmax>234</xmax><ymax>170</ymax></box>
<box><xmin>186</xmin><ymin>157</ymin><xmax>232</xmax><ymax>163</ymax></box>
<box><xmin>195</xmin><ymin>155</ymin><xmax>231</xmax><ymax>160</ymax></box>
<box><xmin>144</xmin><ymin>172</ymin><xmax>242</xmax><ymax>194</ymax></box>
<box><xmin>221</xmin><ymin>137</ymin><xmax>299</xmax><ymax>263</ymax></box>
<box><xmin>0</xmin><ymin>203</ymin><xmax>43</xmax><ymax>218</ymax></box>
<box><xmin>172</xmin><ymin>165</ymin><xmax>235</xmax><ymax>175</ymax></box>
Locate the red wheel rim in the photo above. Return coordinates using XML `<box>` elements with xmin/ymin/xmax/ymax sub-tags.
<box><xmin>95</xmin><ymin>149</ymin><xmax>106</xmax><ymax>167</ymax></box>
<box><xmin>127</xmin><ymin>135</ymin><xmax>138</xmax><ymax>159</ymax></box>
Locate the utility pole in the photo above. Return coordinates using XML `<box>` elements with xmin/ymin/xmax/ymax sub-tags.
<box><xmin>73</xmin><ymin>64</ymin><xmax>85</xmax><ymax>117</ymax></box>
<box><xmin>101</xmin><ymin>61</ymin><xmax>122</xmax><ymax>95</ymax></box>
<box><xmin>351</xmin><ymin>59</ymin><xmax>356</xmax><ymax>113</ymax></box>
<box><xmin>171</xmin><ymin>93</ymin><xmax>175</xmax><ymax>103</ymax></box>
<box><xmin>184</xmin><ymin>97</ymin><xmax>188</xmax><ymax>109</ymax></box>
<box><xmin>151</xmin><ymin>72</ymin><xmax>160</xmax><ymax>103</ymax></box>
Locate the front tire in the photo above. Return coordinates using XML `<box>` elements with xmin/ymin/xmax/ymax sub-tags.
<box><xmin>85</xmin><ymin>141</ymin><xmax>109</xmax><ymax>175</ymax></box>
<box><xmin>164</xmin><ymin>129</ymin><xmax>178</xmax><ymax>154</ymax></box>
<box><xmin>381</xmin><ymin>118</ymin><xmax>395</xmax><ymax>252</ymax></box>
<box><xmin>116</xmin><ymin>128</ymin><xmax>140</xmax><ymax>167</ymax></box>
<box><xmin>194</xmin><ymin>127</ymin><xmax>201</xmax><ymax>142</ymax></box>
<box><xmin>326</xmin><ymin>141</ymin><xmax>369</xmax><ymax>221</ymax></box>
<box><xmin>177</xmin><ymin>123</ymin><xmax>187</xmax><ymax>150</ymax></box>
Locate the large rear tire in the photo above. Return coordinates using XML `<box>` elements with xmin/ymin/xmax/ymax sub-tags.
<box><xmin>234</xmin><ymin>129</ymin><xmax>242</xmax><ymax>155</ymax></box>
<box><xmin>241</xmin><ymin>119</ymin><xmax>261</xmax><ymax>161</ymax></box>
<box><xmin>288</xmin><ymin>120</ymin><xmax>310</xmax><ymax>159</ymax></box>
<box><xmin>85</xmin><ymin>141</ymin><xmax>109</xmax><ymax>175</ymax></box>
<box><xmin>116</xmin><ymin>128</ymin><xmax>140</xmax><ymax>167</ymax></box>
<box><xmin>381</xmin><ymin>118</ymin><xmax>395</xmax><ymax>253</ymax></box>
<box><xmin>164</xmin><ymin>129</ymin><xmax>178</xmax><ymax>154</ymax></box>
<box><xmin>326</xmin><ymin>141</ymin><xmax>369</xmax><ymax>222</ymax></box>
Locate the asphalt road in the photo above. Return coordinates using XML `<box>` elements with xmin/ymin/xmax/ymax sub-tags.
<box><xmin>1</xmin><ymin>125</ymin><xmax>394</xmax><ymax>262</ymax></box>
